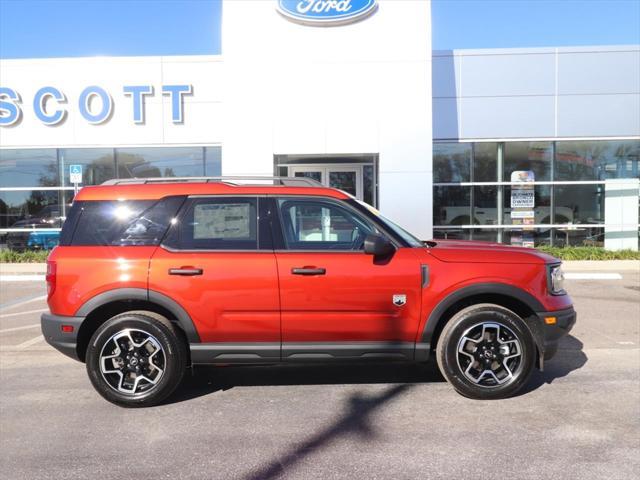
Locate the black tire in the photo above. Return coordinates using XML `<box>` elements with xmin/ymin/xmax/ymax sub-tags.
<box><xmin>85</xmin><ymin>312</ymin><xmax>187</xmax><ymax>407</ymax></box>
<box><xmin>436</xmin><ymin>304</ymin><xmax>536</xmax><ymax>400</ymax></box>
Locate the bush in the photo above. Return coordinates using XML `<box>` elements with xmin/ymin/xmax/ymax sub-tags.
<box><xmin>537</xmin><ymin>246</ymin><xmax>640</xmax><ymax>261</ymax></box>
<box><xmin>0</xmin><ymin>249</ymin><xmax>51</xmax><ymax>263</ymax></box>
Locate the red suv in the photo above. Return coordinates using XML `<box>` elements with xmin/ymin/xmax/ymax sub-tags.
<box><xmin>41</xmin><ymin>177</ymin><xmax>575</xmax><ymax>407</ymax></box>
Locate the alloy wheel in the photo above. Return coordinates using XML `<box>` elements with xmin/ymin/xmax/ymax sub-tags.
<box><xmin>456</xmin><ymin>322</ymin><xmax>523</xmax><ymax>388</ymax></box>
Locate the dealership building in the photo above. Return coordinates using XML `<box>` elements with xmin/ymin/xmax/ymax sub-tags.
<box><xmin>1</xmin><ymin>0</ymin><xmax>639</xmax><ymax>249</ymax></box>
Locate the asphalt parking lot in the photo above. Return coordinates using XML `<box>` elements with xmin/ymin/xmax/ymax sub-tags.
<box><xmin>1</xmin><ymin>266</ymin><xmax>639</xmax><ymax>479</ymax></box>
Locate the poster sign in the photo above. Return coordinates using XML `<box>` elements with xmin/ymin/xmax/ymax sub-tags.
<box><xmin>510</xmin><ymin>170</ymin><xmax>535</xmax><ymax>248</ymax></box>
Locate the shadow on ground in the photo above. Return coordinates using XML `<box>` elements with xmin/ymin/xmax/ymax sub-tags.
<box><xmin>240</xmin><ymin>383</ymin><xmax>413</xmax><ymax>480</ymax></box>
<box><xmin>166</xmin><ymin>335</ymin><xmax>587</xmax><ymax>405</ymax></box>
<box><xmin>521</xmin><ymin>334</ymin><xmax>588</xmax><ymax>394</ymax></box>
<box><xmin>165</xmin><ymin>361</ymin><xmax>443</xmax><ymax>405</ymax></box>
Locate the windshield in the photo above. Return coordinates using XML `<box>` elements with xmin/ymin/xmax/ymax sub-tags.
<box><xmin>355</xmin><ymin>200</ymin><xmax>424</xmax><ymax>247</ymax></box>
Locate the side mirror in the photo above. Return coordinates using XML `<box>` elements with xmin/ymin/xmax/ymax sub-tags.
<box><xmin>364</xmin><ymin>234</ymin><xmax>395</xmax><ymax>257</ymax></box>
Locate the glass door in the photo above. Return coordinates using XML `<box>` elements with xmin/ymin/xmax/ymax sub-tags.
<box><xmin>289</xmin><ymin>165</ymin><xmax>363</xmax><ymax>201</ymax></box>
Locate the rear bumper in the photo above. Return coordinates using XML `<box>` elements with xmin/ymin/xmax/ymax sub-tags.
<box><xmin>532</xmin><ymin>306</ymin><xmax>577</xmax><ymax>364</ymax></box>
<box><xmin>41</xmin><ymin>312</ymin><xmax>84</xmax><ymax>362</ymax></box>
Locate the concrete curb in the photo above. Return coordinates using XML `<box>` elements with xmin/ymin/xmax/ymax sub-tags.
<box><xmin>562</xmin><ymin>260</ymin><xmax>640</xmax><ymax>272</ymax></box>
<box><xmin>1</xmin><ymin>260</ymin><xmax>638</xmax><ymax>275</ymax></box>
<box><xmin>1</xmin><ymin>263</ymin><xmax>47</xmax><ymax>274</ymax></box>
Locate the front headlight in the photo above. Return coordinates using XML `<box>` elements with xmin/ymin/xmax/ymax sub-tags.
<box><xmin>549</xmin><ymin>264</ymin><xmax>565</xmax><ymax>295</ymax></box>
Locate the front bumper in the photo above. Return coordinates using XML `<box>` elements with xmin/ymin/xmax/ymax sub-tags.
<box><xmin>41</xmin><ymin>312</ymin><xmax>85</xmax><ymax>361</ymax></box>
<box><xmin>531</xmin><ymin>306</ymin><xmax>577</xmax><ymax>366</ymax></box>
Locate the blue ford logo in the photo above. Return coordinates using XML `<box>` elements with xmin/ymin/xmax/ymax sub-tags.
<box><xmin>277</xmin><ymin>0</ymin><xmax>378</xmax><ymax>25</ymax></box>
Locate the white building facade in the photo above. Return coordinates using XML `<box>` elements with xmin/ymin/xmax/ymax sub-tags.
<box><xmin>1</xmin><ymin>0</ymin><xmax>639</xmax><ymax>250</ymax></box>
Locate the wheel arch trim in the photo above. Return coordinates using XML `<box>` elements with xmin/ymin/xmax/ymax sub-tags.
<box><xmin>421</xmin><ymin>282</ymin><xmax>545</xmax><ymax>345</ymax></box>
<box><xmin>75</xmin><ymin>288</ymin><xmax>200</xmax><ymax>343</ymax></box>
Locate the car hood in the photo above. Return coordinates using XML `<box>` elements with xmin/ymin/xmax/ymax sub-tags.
<box><xmin>426</xmin><ymin>239</ymin><xmax>558</xmax><ymax>264</ymax></box>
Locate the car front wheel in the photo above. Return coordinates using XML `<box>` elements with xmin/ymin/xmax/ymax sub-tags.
<box><xmin>85</xmin><ymin>312</ymin><xmax>187</xmax><ymax>407</ymax></box>
<box><xmin>436</xmin><ymin>304</ymin><xmax>536</xmax><ymax>399</ymax></box>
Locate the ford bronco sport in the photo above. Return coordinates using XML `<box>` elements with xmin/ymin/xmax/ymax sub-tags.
<box><xmin>41</xmin><ymin>177</ymin><xmax>575</xmax><ymax>407</ymax></box>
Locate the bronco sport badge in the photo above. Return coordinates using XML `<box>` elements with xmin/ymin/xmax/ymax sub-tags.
<box><xmin>393</xmin><ymin>294</ymin><xmax>407</xmax><ymax>307</ymax></box>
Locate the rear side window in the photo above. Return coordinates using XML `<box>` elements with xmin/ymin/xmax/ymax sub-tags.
<box><xmin>61</xmin><ymin>196</ymin><xmax>185</xmax><ymax>246</ymax></box>
<box><xmin>164</xmin><ymin>197</ymin><xmax>258</xmax><ymax>250</ymax></box>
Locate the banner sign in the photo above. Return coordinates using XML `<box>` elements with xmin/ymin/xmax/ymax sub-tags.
<box><xmin>510</xmin><ymin>170</ymin><xmax>535</xmax><ymax>248</ymax></box>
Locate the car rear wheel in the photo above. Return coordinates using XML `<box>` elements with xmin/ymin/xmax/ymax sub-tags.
<box><xmin>85</xmin><ymin>312</ymin><xmax>187</xmax><ymax>407</ymax></box>
<box><xmin>436</xmin><ymin>304</ymin><xmax>536</xmax><ymax>399</ymax></box>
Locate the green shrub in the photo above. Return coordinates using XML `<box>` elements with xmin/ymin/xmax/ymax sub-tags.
<box><xmin>537</xmin><ymin>246</ymin><xmax>640</xmax><ymax>261</ymax></box>
<box><xmin>0</xmin><ymin>249</ymin><xmax>51</xmax><ymax>263</ymax></box>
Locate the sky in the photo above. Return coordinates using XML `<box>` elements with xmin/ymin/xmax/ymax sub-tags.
<box><xmin>0</xmin><ymin>0</ymin><xmax>639</xmax><ymax>59</ymax></box>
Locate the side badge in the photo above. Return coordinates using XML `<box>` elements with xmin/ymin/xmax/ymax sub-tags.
<box><xmin>393</xmin><ymin>294</ymin><xmax>407</xmax><ymax>307</ymax></box>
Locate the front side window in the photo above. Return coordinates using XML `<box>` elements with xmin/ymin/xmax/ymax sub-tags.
<box><xmin>277</xmin><ymin>198</ymin><xmax>376</xmax><ymax>250</ymax></box>
<box><xmin>165</xmin><ymin>197</ymin><xmax>258</xmax><ymax>250</ymax></box>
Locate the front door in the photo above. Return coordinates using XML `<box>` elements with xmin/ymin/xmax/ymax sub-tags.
<box><xmin>272</xmin><ymin>196</ymin><xmax>423</xmax><ymax>361</ymax></box>
<box><xmin>290</xmin><ymin>165</ymin><xmax>363</xmax><ymax>200</ymax></box>
<box><xmin>148</xmin><ymin>196</ymin><xmax>280</xmax><ymax>361</ymax></box>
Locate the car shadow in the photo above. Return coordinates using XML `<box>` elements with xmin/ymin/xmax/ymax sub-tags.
<box><xmin>164</xmin><ymin>361</ymin><xmax>444</xmax><ymax>406</ymax></box>
<box><xmin>519</xmin><ymin>334</ymin><xmax>588</xmax><ymax>395</ymax></box>
<box><xmin>164</xmin><ymin>334</ymin><xmax>587</xmax><ymax>405</ymax></box>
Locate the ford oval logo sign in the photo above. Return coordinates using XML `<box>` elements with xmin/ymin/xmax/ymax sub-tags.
<box><xmin>277</xmin><ymin>0</ymin><xmax>378</xmax><ymax>26</ymax></box>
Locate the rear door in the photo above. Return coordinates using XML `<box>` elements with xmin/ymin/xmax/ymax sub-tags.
<box><xmin>272</xmin><ymin>196</ymin><xmax>423</xmax><ymax>361</ymax></box>
<box><xmin>148</xmin><ymin>196</ymin><xmax>280</xmax><ymax>362</ymax></box>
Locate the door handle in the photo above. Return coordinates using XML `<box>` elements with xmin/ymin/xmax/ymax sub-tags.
<box><xmin>292</xmin><ymin>267</ymin><xmax>326</xmax><ymax>276</ymax></box>
<box><xmin>168</xmin><ymin>267</ymin><xmax>203</xmax><ymax>276</ymax></box>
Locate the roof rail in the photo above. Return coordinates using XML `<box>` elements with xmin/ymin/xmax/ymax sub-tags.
<box><xmin>101</xmin><ymin>176</ymin><xmax>323</xmax><ymax>187</ymax></box>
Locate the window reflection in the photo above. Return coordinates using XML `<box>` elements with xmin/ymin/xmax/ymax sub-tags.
<box><xmin>433</xmin><ymin>143</ymin><xmax>471</xmax><ymax>182</ymax></box>
<box><xmin>116</xmin><ymin>147</ymin><xmax>205</xmax><ymax>178</ymax></box>
<box><xmin>0</xmin><ymin>149</ymin><xmax>58</xmax><ymax>187</ymax></box>
<box><xmin>434</xmin><ymin>186</ymin><xmax>471</xmax><ymax>225</ymax></box>
<box><xmin>554</xmin><ymin>184</ymin><xmax>605</xmax><ymax>224</ymax></box>
<box><xmin>556</xmin><ymin>140</ymin><xmax>640</xmax><ymax>180</ymax></box>
<box><xmin>473</xmin><ymin>186</ymin><xmax>498</xmax><ymax>225</ymax></box>
<box><xmin>473</xmin><ymin>143</ymin><xmax>499</xmax><ymax>182</ymax></box>
<box><xmin>504</xmin><ymin>142</ymin><xmax>552</xmax><ymax>181</ymax></box>
<box><xmin>60</xmin><ymin>149</ymin><xmax>115</xmax><ymax>186</ymax></box>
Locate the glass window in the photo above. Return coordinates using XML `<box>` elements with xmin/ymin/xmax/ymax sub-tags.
<box><xmin>278</xmin><ymin>198</ymin><xmax>376</xmax><ymax>250</ymax></box>
<box><xmin>0</xmin><ymin>149</ymin><xmax>58</xmax><ymax>187</ymax></box>
<box><xmin>68</xmin><ymin>200</ymin><xmax>156</xmax><ymax>245</ymax></box>
<box><xmin>556</xmin><ymin>140</ymin><xmax>640</xmax><ymax>180</ymax></box>
<box><xmin>0</xmin><ymin>190</ymin><xmax>66</xmax><ymax>229</ymax></box>
<box><xmin>433</xmin><ymin>186</ymin><xmax>471</xmax><ymax>225</ymax></box>
<box><xmin>470</xmin><ymin>228</ymin><xmax>499</xmax><ymax>243</ymax></box>
<box><xmin>473</xmin><ymin>186</ymin><xmax>499</xmax><ymax>225</ymax></box>
<box><xmin>433</xmin><ymin>228</ymin><xmax>470</xmax><ymax>241</ymax></box>
<box><xmin>60</xmin><ymin>148</ymin><xmax>115</xmax><ymax>186</ymax></box>
<box><xmin>166</xmin><ymin>197</ymin><xmax>258</xmax><ymax>250</ymax></box>
<box><xmin>473</xmin><ymin>142</ymin><xmax>499</xmax><ymax>182</ymax></box>
<box><xmin>504</xmin><ymin>142</ymin><xmax>552</xmax><ymax>181</ymax></box>
<box><xmin>553</xmin><ymin>226</ymin><xmax>604</xmax><ymax>248</ymax></box>
<box><xmin>363</xmin><ymin>165</ymin><xmax>375</xmax><ymax>206</ymax></box>
<box><xmin>116</xmin><ymin>147</ymin><xmax>205</xmax><ymax>178</ymax></box>
<box><xmin>505</xmin><ymin>228</ymin><xmax>551</xmax><ymax>247</ymax></box>
<box><xmin>433</xmin><ymin>143</ymin><xmax>471</xmax><ymax>182</ymax></box>
<box><xmin>554</xmin><ymin>185</ymin><xmax>605</xmax><ymax>224</ymax></box>
<box><xmin>503</xmin><ymin>186</ymin><xmax>551</xmax><ymax>225</ymax></box>
<box><xmin>204</xmin><ymin>146</ymin><xmax>222</xmax><ymax>176</ymax></box>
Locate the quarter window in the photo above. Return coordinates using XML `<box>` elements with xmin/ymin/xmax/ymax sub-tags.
<box><xmin>277</xmin><ymin>198</ymin><xmax>376</xmax><ymax>250</ymax></box>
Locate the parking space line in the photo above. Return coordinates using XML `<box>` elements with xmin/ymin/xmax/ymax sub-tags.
<box><xmin>564</xmin><ymin>273</ymin><xmax>623</xmax><ymax>280</ymax></box>
<box><xmin>0</xmin><ymin>324</ymin><xmax>40</xmax><ymax>334</ymax></box>
<box><xmin>0</xmin><ymin>294</ymin><xmax>47</xmax><ymax>311</ymax></box>
<box><xmin>0</xmin><ymin>308</ymin><xmax>48</xmax><ymax>319</ymax></box>
<box><xmin>15</xmin><ymin>335</ymin><xmax>44</xmax><ymax>349</ymax></box>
